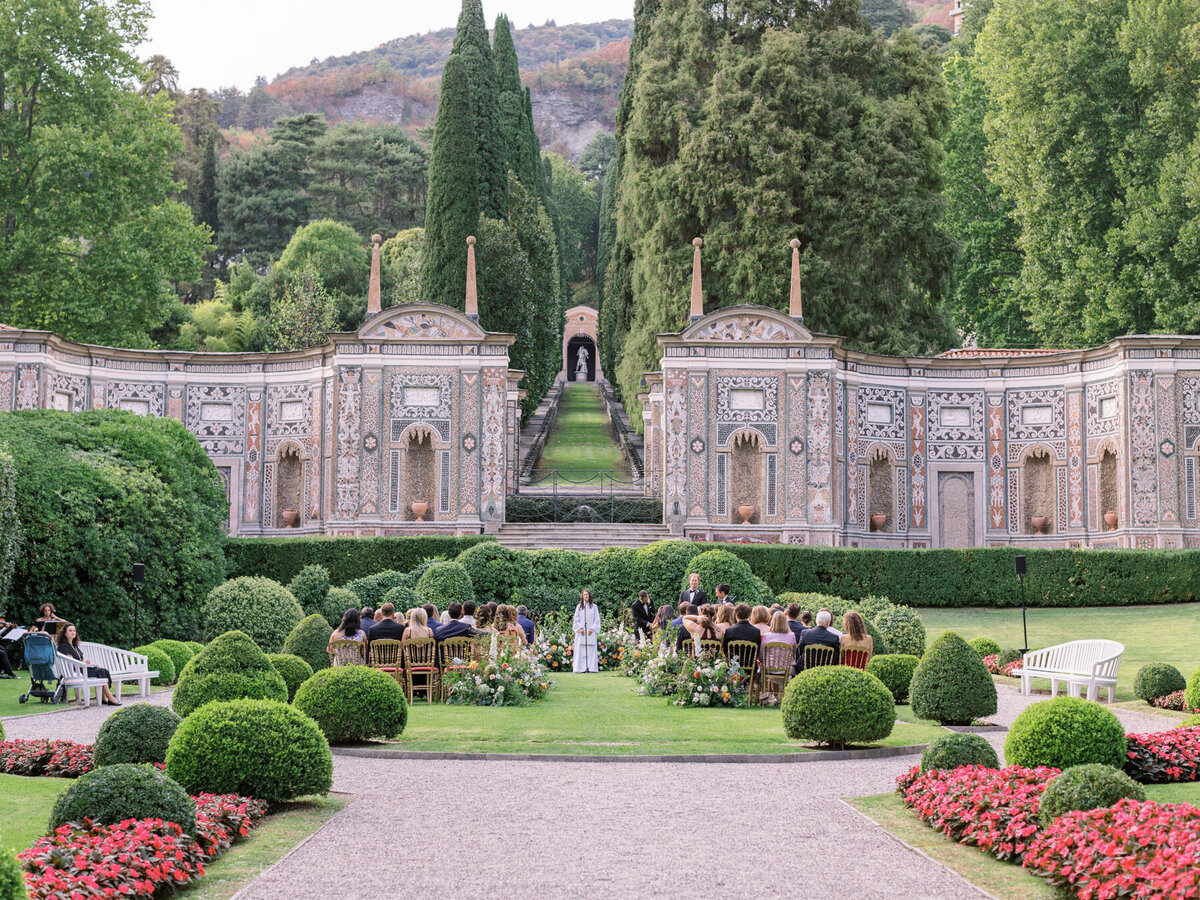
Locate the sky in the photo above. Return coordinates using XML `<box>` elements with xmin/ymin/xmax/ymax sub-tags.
<box><xmin>141</xmin><ymin>0</ymin><xmax>635</xmax><ymax>91</ymax></box>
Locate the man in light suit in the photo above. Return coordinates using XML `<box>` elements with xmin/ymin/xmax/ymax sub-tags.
<box><xmin>677</xmin><ymin>573</ymin><xmax>707</xmax><ymax>609</ymax></box>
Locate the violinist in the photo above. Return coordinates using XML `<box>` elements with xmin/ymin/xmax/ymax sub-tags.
<box><xmin>0</xmin><ymin>616</ymin><xmax>14</xmax><ymax>678</ymax></box>
<box><xmin>34</xmin><ymin>604</ymin><xmax>66</xmax><ymax>636</ymax></box>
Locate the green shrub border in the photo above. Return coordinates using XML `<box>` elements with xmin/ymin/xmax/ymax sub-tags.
<box><xmin>224</xmin><ymin>535</ymin><xmax>494</xmax><ymax>585</ymax></box>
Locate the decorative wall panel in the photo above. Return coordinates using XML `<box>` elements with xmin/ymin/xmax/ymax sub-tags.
<box><xmin>1157</xmin><ymin>375</ymin><xmax>1179</xmax><ymax>522</ymax></box>
<box><xmin>664</xmin><ymin>371</ymin><xmax>687</xmax><ymax>519</ymax></box>
<box><xmin>806</xmin><ymin>372</ymin><xmax>832</xmax><ymax>524</ymax></box>
<box><xmin>786</xmin><ymin>375</ymin><xmax>806</xmax><ymax>519</ymax></box>
<box><xmin>186</xmin><ymin>385</ymin><xmax>247</xmax><ymax>453</ymax></box>
<box><xmin>1129</xmin><ymin>371</ymin><xmax>1157</xmax><ymax>526</ymax></box>
<box><xmin>15</xmin><ymin>364</ymin><xmax>39</xmax><ymax>409</ymax></box>
<box><xmin>846</xmin><ymin>389</ymin><xmax>860</xmax><ymax>528</ymax></box>
<box><xmin>480</xmin><ymin>367</ymin><xmax>506</xmax><ymax>515</ymax></box>
<box><xmin>910</xmin><ymin>395</ymin><xmax>927</xmax><ymax>529</ymax></box>
<box><xmin>106</xmin><ymin>382</ymin><xmax>165</xmax><ymax>417</ymax></box>
<box><xmin>243</xmin><ymin>391</ymin><xmax>262</xmax><ymax>523</ymax></box>
<box><xmin>334</xmin><ymin>367</ymin><xmax>362</xmax><ymax>519</ymax></box>
<box><xmin>1067</xmin><ymin>391</ymin><xmax>1084</xmax><ymax>528</ymax></box>
<box><xmin>987</xmin><ymin>396</ymin><xmax>1005</xmax><ymax>530</ymax></box>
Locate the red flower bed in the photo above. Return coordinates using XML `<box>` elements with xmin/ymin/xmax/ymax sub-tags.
<box><xmin>0</xmin><ymin>740</ymin><xmax>93</xmax><ymax>777</ymax></box>
<box><xmin>1124</xmin><ymin>726</ymin><xmax>1200</xmax><ymax>784</ymax></box>
<box><xmin>19</xmin><ymin>793</ymin><xmax>266</xmax><ymax>900</ymax></box>
<box><xmin>981</xmin><ymin>655</ymin><xmax>1023</xmax><ymax>677</ymax></box>
<box><xmin>1025</xmin><ymin>798</ymin><xmax>1200</xmax><ymax>898</ymax></box>
<box><xmin>902</xmin><ymin>765</ymin><xmax>1058</xmax><ymax>862</ymax></box>
<box><xmin>1151</xmin><ymin>689</ymin><xmax>1187</xmax><ymax>711</ymax></box>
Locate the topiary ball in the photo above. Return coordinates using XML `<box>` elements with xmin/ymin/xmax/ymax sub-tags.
<box><xmin>49</xmin><ymin>764</ymin><xmax>195</xmax><ymax>834</ymax></box>
<box><xmin>201</xmin><ymin>576</ymin><xmax>304</xmax><ymax>653</ymax></box>
<box><xmin>171</xmin><ymin>630</ymin><xmax>288</xmax><ymax>717</ymax></box>
<box><xmin>381</xmin><ymin>583</ymin><xmax>419</xmax><ymax>614</ymax></box>
<box><xmin>455</xmin><ymin>542</ymin><xmax>532</xmax><ymax>603</ymax></box>
<box><xmin>530</xmin><ymin>547</ymin><xmax>587</xmax><ymax>592</ymax></box>
<box><xmin>920</xmin><ymin>733</ymin><xmax>1000</xmax><ymax>773</ymax></box>
<box><xmin>149</xmin><ymin>640</ymin><xmax>194</xmax><ymax>680</ymax></box>
<box><xmin>1005</xmin><ymin>697</ymin><xmax>1127</xmax><ymax>770</ymax></box>
<box><xmin>680</xmin><ymin>549</ymin><xmax>763</xmax><ymax>606</ymax></box>
<box><xmin>183</xmin><ymin>640</ymin><xmax>205</xmax><ymax>656</ymax></box>
<box><xmin>414</xmin><ymin>561</ymin><xmax>475</xmax><ymax>608</ymax></box>
<box><xmin>856</xmin><ymin>595</ymin><xmax>895</xmax><ymax>622</ymax></box>
<box><xmin>288</xmin><ymin>565</ymin><xmax>332</xmax><ymax>617</ymax></box>
<box><xmin>283</xmin><ymin>614</ymin><xmax>334</xmax><ymax>673</ymax></box>
<box><xmin>324</xmin><ymin>587</ymin><xmax>359</xmax><ymax>628</ymax></box>
<box><xmin>969</xmin><ymin>637</ymin><xmax>1002</xmax><ymax>659</ymax></box>
<box><xmin>1133</xmin><ymin>663</ymin><xmax>1187</xmax><ymax>702</ymax></box>
<box><xmin>0</xmin><ymin>846</ymin><xmax>25</xmax><ymax>900</ymax></box>
<box><xmin>998</xmin><ymin>647</ymin><xmax>1022</xmax><ymax>667</ymax></box>
<box><xmin>131</xmin><ymin>644</ymin><xmax>176</xmax><ymax>686</ymax></box>
<box><xmin>1184</xmin><ymin>666</ymin><xmax>1200</xmax><ymax>712</ymax></box>
<box><xmin>873</xmin><ymin>606</ymin><xmax>927</xmax><ymax>657</ymax></box>
<box><xmin>781</xmin><ymin>665</ymin><xmax>895</xmax><ymax>749</ymax></box>
<box><xmin>94</xmin><ymin>703</ymin><xmax>182</xmax><ymax>767</ymax></box>
<box><xmin>910</xmin><ymin>631</ymin><xmax>998</xmax><ymax>726</ymax></box>
<box><xmin>266</xmin><ymin>653</ymin><xmax>314</xmax><ymax>702</ymax></box>
<box><xmin>292</xmin><ymin>665</ymin><xmax>408</xmax><ymax>743</ymax></box>
<box><xmin>1038</xmin><ymin>764</ymin><xmax>1146</xmax><ymax>826</ymax></box>
<box><xmin>165</xmin><ymin>698</ymin><xmax>332</xmax><ymax>804</ymax></box>
<box><xmin>866</xmin><ymin>654</ymin><xmax>921</xmax><ymax>703</ymax></box>
<box><xmin>1177</xmin><ymin>714</ymin><xmax>1200</xmax><ymax>729</ymax></box>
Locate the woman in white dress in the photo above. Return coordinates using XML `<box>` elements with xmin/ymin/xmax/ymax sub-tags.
<box><xmin>572</xmin><ymin>590</ymin><xmax>601</xmax><ymax>673</ymax></box>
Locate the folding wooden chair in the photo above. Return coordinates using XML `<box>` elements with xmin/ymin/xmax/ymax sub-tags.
<box><xmin>327</xmin><ymin>639</ymin><xmax>366</xmax><ymax>668</ymax></box>
<box><xmin>401</xmin><ymin>638</ymin><xmax>439</xmax><ymax>704</ymax></box>
<box><xmin>724</xmin><ymin>640</ymin><xmax>760</xmax><ymax>706</ymax></box>
<box><xmin>368</xmin><ymin>639</ymin><xmax>405</xmax><ymax>693</ymax></box>
<box><xmin>841</xmin><ymin>648</ymin><xmax>872</xmax><ymax>670</ymax></box>
<box><xmin>760</xmin><ymin>641</ymin><xmax>796</xmax><ymax>699</ymax></box>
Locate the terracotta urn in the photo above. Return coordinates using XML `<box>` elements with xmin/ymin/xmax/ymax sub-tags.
<box><xmin>1104</xmin><ymin>510</ymin><xmax>1118</xmax><ymax>529</ymax></box>
<box><xmin>411</xmin><ymin>500</ymin><xmax>429</xmax><ymax>522</ymax></box>
<box><xmin>737</xmin><ymin>504</ymin><xmax>755</xmax><ymax>525</ymax></box>
<box><xmin>1030</xmin><ymin>514</ymin><xmax>1048</xmax><ymax>535</ymax></box>
<box><xmin>280</xmin><ymin>508</ymin><xmax>299</xmax><ymax>528</ymax></box>
<box><xmin>870</xmin><ymin>513</ymin><xmax>887</xmax><ymax>532</ymax></box>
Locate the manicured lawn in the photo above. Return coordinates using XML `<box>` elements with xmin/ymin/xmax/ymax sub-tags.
<box><xmin>0</xmin><ymin>675</ymin><xmax>171</xmax><ymax>719</ymax></box>
<box><xmin>0</xmin><ymin>773</ymin><xmax>66</xmax><ymax>853</ymax></box>
<box><xmin>917</xmin><ymin>604</ymin><xmax>1200</xmax><ymax>701</ymax></box>
<box><xmin>1144</xmin><ymin>781</ymin><xmax>1200</xmax><ymax>804</ymax></box>
<box><xmin>387</xmin><ymin>672</ymin><xmax>951</xmax><ymax>755</ymax></box>
<box><xmin>531</xmin><ymin>382</ymin><xmax>627</xmax><ymax>479</ymax></box>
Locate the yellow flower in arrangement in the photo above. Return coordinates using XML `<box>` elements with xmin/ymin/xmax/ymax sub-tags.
<box><xmin>469</xmin><ymin>660</ymin><xmax>479</xmax><ymax>670</ymax></box>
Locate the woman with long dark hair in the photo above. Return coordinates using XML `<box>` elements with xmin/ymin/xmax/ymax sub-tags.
<box><xmin>56</xmin><ymin>623</ymin><xmax>120</xmax><ymax>706</ymax></box>
<box><xmin>572</xmin><ymin>590</ymin><xmax>600</xmax><ymax>673</ymax></box>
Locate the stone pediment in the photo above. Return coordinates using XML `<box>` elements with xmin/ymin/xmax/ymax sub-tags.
<box><xmin>358</xmin><ymin>303</ymin><xmax>485</xmax><ymax>341</ymax></box>
<box><xmin>682</xmin><ymin>305</ymin><xmax>812</xmax><ymax>342</ymax></box>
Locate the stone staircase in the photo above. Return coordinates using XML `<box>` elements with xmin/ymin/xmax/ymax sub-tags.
<box><xmin>494</xmin><ymin>523</ymin><xmax>672</xmax><ymax>551</ymax></box>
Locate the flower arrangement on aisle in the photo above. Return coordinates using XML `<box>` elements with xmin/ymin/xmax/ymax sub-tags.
<box><xmin>621</xmin><ymin>636</ymin><xmax>660</xmax><ymax>679</ymax></box>
<box><xmin>531</xmin><ymin>611</ymin><xmax>629</xmax><ymax>673</ymax></box>
<box><xmin>672</xmin><ymin>656</ymin><xmax>748</xmax><ymax>708</ymax></box>
<box><xmin>443</xmin><ymin>650</ymin><xmax>553</xmax><ymax>706</ymax></box>
<box><xmin>19</xmin><ymin>793</ymin><xmax>267</xmax><ymax>900</ymax></box>
<box><xmin>638</xmin><ymin>644</ymin><xmax>683</xmax><ymax>696</ymax></box>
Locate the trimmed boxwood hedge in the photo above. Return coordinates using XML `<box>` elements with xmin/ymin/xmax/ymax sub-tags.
<box><xmin>414</xmin><ymin>561</ymin><xmax>475</xmax><ymax>608</ymax></box>
<box><xmin>504</xmin><ymin>496</ymin><xmax>662</xmax><ymax>524</ymax></box>
<box><xmin>201</xmin><ymin>577</ymin><xmax>304</xmax><ymax>653</ymax></box>
<box><xmin>93</xmin><ymin>704</ymin><xmax>181</xmax><ymax>767</ymax></box>
<box><xmin>166</xmin><ymin>698</ymin><xmax>332</xmax><ymax>803</ymax></box>
<box><xmin>292</xmin><ymin>666</ymin><xmax>408</xmax><ymax>743</ymax></box>
<box><xmin>454</xmin><ymin>543</ymin><xmax>531</xmax><ymax>603</ymax></box>
<box><xmin>1186</xmin><ymin>667</ymin><xmax>1200</xmax><ymax>712</ymax></box>
<box><xmin>131</xmin><ymin>644</ymin><xmax>176</xmax><ymax>686</ymax></box>
<box><xmin>529</xmin><ymin>548</ymin><xmax>586</xmax><ymax>592</ymax></box>
<box><xmin>323</xmin><ymin>587</ymin><xmax>359</xmax><ymax>628</ymax></box>
<box><xmin>266</xmin><ymin>653</ymin><xmax>315</xmax><ymax>702</ymax></box>
<box><xmin>342</xmin><ymin>570</ymin><xmax>408</xmax><ymax>609</ymax></box>
<box><xmin>865</xmin><ymin>654</ymin><xmax>920</xmax><ymax>703</ymax></box>
<box><xmin>283</xmin><ymin>614</ymin><xmax>334</xmax><ymax>673</ymax></box>
<box><xmin>1004</xmin><ymin>697</ymin><xmax>1127</xmax><ymax>770</ymax></box>
<box><xmin>910</xmin><ymin>632</ymin><xmax>998</xmax><ymax>725</ymax></box>
<box><xmin>969</xmin><ymin>637</ymin><xmax>1002</xmax><ymax>659</ymax></box>
<box><xmin>1038</xmin><ymin>764</ymin><xmax>1145</xmax><ymax>826</ymax></box>
<box><xmin>172</xmin><ymin>630</ymin><xmax>289</xmax><ymax>717</ymax></box>
<box><xmin>0</xmin><ymin>846</ymin><xmax>23</xmax><ymax>900</ymax></box>
<box><xmin>149</xmin><ymin>640</ymin><xmax>194</xmax><ymax>680</ymax></box>
<box><xmin>920</xmin><ymin>733</ymin><xmax>999</xmax><ymax>772</ymax></box>
<box><xmin>288</xmin><ymin>565</ymin><xmax>333</xmax><ymax>620</ymax></box>
<box><xmin>1133</xmin><ymin>663</ymin><xmax>1187</xmax><ymax>702</ymax></box>
<box><xmin>50</xmin><ymin>764</ymin><xmax>195</xmax><ymax>834</ymax></box>
<box><xmin>781</xmin><ymin>665</ymin><xmax>895</xmax><ymax>748</ymax></box>
<box><xmin>224</xmin><ymin>535</ymin><xmax>493</xmax><ymax>585</ymax></box>
<box><xmin>581</xmin><ymin>546</ymin><xmax>639</xmax><ymax>613</ymax></box>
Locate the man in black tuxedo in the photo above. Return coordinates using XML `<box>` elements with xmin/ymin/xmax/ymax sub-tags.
<box><xmin>796</xmin><ymin>609</ymin><xmax>841</xmax><ymax>673</ymax></box>
<box><xmin>631</xmin><ymin>591</ymin><xmax>655</xmax><ymax>640</ymax></box>
<box><xmin>722</xmin><ymin>603</ymin><xmax>762</xmax><ymax>653</ymax></box>
<box><xmin>714</xmin><ymin>583</ymin><xmax>736</xmax><ymax>606</ymax></box>
<box><xmin>785</xmin><ymin>603</ymin><xmax>806</xmax><ymax>641</ymax></box>
<box><xmin>435</xmin><ymin>603</ymin><xmax>475</xmax><ymax>642</ymax></box>
<box><xmin>677</xmin><ymin>573</ymin><xmax>707</xmax><ymax>610</ymax></box>
<box><xmin>516</xmin><ymin>605</ymin><xmax>536</xmax><ymax>645</ymax></box>
<box><xmin>365</xmin><ymin>603</ymin><xmax>405</xmax><ymax>650</ymax></box>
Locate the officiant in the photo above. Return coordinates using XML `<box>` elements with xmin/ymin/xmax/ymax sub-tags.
<box><xmin>572</xmin><ymin>590</ymin><xmax>600</xmax><ymax>673</ymax></box>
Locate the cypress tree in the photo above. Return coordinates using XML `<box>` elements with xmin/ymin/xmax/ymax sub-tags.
<box><xmin>199</xmin><ymin>135</ymin><xmax>219</xmax><ymax>234</ymax></box>
<box><xmin>420</xmin><ymin>53</ymin><xmax>479</xmax><ymax>309</ymax></box>
<box><xmin>452</xmin><ymin>0</ymin><xmax>506</xmax><ymax>217</ymax></box>
<box><xmin>519</xmin><ymin>87</ymin><xmax>543</xmax><ymax>196</ymax></box>
<box><xmin>492</xmin><ymin>14</ymin><xmax>524</xmax><ymax>179</ymax></box>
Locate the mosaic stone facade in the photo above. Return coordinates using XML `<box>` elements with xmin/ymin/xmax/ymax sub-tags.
<box><xmin>643</xmin><ymin>303</ymin><xmax>1200</xmax><ymax>548</ymax></box>
<box><xmin>0</xmin><ymin>304</ymin><xmax>521</xmax><ymax>536</ymax></box>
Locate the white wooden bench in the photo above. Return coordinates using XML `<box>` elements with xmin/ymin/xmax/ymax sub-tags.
<box><xmin>1019</xmin><ymin>639</ymin><xmax>1124</xmax><ymax>703</ymax></box>
<box><xmin>80</xmin><ymin>642</ymin><xmax>158</xmax><ymax>701</ymax></box>
<box><xmin>54</xmin><ymin>653</ymin><xmax>113</xmax><ymax>708</ymax></box>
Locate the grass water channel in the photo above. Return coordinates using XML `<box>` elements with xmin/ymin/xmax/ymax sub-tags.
<box><xmin>532</xmin><ymin>382</ymin><xmax>628</xmax><ymax>482</ymax></box>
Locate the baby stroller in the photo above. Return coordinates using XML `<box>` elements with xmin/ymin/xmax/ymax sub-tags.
<box><xmin>18</xmin><ymin>632</ymin><xmax>64</xmax><ymax>704</ymax></box>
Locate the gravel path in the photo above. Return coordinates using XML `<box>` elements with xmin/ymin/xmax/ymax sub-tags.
<box><xmin>1</xmin><ymin>688</ymin><xmax>174</xmax><ymax>744</ymax></box>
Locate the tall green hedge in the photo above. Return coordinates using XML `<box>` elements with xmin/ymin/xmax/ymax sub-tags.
<box><xmin>718</xmin><ymin>544</ymin><xmax>1200</xmax><ymax>607</ymax></box>
<box><xmin>224</xmin><ymin>535</ymin><xmax>494</xmax><ymax>585</ymax></box>
<box><xmin>0</xmin><ymin>446</ymin><xmax>19</xmax><ymax>617</ymax></box>
<box><xmin>0</xmin><ymin>411</ymin><xmax>226</xmax><ymax>645</ymax></box>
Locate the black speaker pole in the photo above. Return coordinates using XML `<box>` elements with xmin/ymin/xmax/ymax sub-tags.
<box><xmin>1014</xmin><ymin>555</ymin><xmax>1028</xmax><ymax>653</ymax></box>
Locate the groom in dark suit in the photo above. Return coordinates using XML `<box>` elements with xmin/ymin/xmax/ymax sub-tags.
<box><xmin>632</xmin><ymin>591</ymin><xmax>655</xmax><ymax>640</ymax></box>
<box><xmin>677</xmin><ymin>573</ymin><xmax>707</xmax><ymax>609</ymax></box>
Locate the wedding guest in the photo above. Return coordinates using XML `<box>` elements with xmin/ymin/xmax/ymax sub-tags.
<box><xmin>673</xmin><ymin>604</ymin><xmax>699</xmax><ymax>655</ymax></box>
<box><xmin>678</xmin><ymin>609</ymin><xmax>718</xmax><ymax>655</ymax></box>
<box><xmin>786</xmin><ymin>603</ymin><xmax>805</xmax><ymax>641</ymax></box>
<box><xmin>360</xmin><ymin>607</ymin><xmax>376</xmax><ymax>635</ymax></box>
<box><xmin>0</xmin><ymin>645</ymin><xmax>12</xmax><ymax>678</ymax></box>
<box><xmin>403</xmin><ymin>608</ymin><xmax>435</xmax><ymax>641</ymax></box>
<box><xmin>819</xmin><ymin>608</ymin><xmax>844</xmax><ymax>638</ymax></box>
<box><xmin>764</xmin><ymin>611</ymin><xmax>797</xmax><ymax>648</ymax></box>
<box><xmin>678</xmin><ymin>573</ymin><xmax>707</xmax><ymax>609</ymax></box>
<box><xmin>797</xmin><ymin>609</ymin><xmax>841</xmax><ymax>672</ymax></box>
<box><xmin>461</xmin><ymin>600</ymin><xmax>477</xmax><ymax>628</ymax></box>
<box><xmin>669</xmin><ymin>601</ymin><xmax>687</xmax><ymax>630</ymax></box>
<box><xmin>498</xmin><ymin>605</ymin><xmax>528</xmax><ymax>645</ymax></box>
<box><xmin>800</xmin><ymin>610</ymin><xmax>814</xmax><ymax>628</ymax></box>
<box><xmin>651</xmin><ymin>605</ymin><xmax>673</xmax><ymax>635</ymax></box>
<box><xmin>35</xmin><ymin>603</ymin><xmax>66</xmax><ymax>636</ymax></box>
<box><xmin>632</xmin><ymin>591</ymin><xmax>655</xmax><ymax>640</ymax></box>
<box><xmin>722</xmin><ymin>603</ymin><xmax>762</xmax><ymax>651</ymax></box>
<box><xmin>366</xmin><ymin>603</ymin><xmax>405</xmax><ymax>646</ymax></box>
<box><xmin>435</xmin><ymin>603</ymin><xmax>476</xmax><ymax>642</ymax></box>
<box><xmin>714</xmin><ymin>604</ymin><xmax>736</xmax><ymax>638</ymax></box>
<box><xmin>749</xmin><ymin>605</ymin><xmax>771</xmax><ymax>636</ymax></box>
<box><xmin>840</xmin><ymin>612</ymin><xmax>874</xmax><ymax>657</ymax></box>
<box><xmin>330</xmin><ymin>609</ymin><xmax>368</xmax><ymax>664</ymax></box>
<box><xmin>475</xmin><ymin>603</ymin><xmax>495</xmax><ymax>632</ymax></box>
<box><xmin>517</xmin><ymin>605</ymin><xmax>536</xmax><ymax>644</ymax></box>
<box><xmin>422</xmin><ymin>604</ymin><xmax>442</xmax><ymax>637</ymax></box>
<box><xmin>714</xmin><ymin>583</ymin><xmax>735</xmax><ymax>605</ymax></box>
<box><xmin>55</xmin><ymin>624</ymin><xmax>120</xmax><ymax>706</ymax></box>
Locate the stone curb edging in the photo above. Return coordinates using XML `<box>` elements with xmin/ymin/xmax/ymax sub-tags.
<box><xmin>945</xmin><ymin>724</ymin><xmax>1008</xmax><ymax>734</ymax></box>
<box><xmin>331</xmin><ymin>742</ymin><xmax>930</xmax><ymax>764</ymax></box>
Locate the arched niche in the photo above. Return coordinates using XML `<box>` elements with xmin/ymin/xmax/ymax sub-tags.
<box><xmin>1099</xmin><ymin>445</ymin><xmax>1119</xmax><ymax>530</ymax></box>
<box><xmin>728</xmin><ymin>430</ymin><xmax>765</xmax><ymax>525</ymax></box>
<box><xmin>1022</xmin><ymin>446</ymin><xmax>1055</xmax><ymax>534</ymax></box>
<box><xmin>399</xmin><ymin>424</ymin><xmax>438</xmax><ymax>522</ymax></box>
<box><xmin>867</xmin><ymin>445</ymin><xmax>895</xmax><ymax>533</ymax></box>
<box><xmin>275</xmin><ymin>442</ymin><xmax>305</xmax><ymax>528</ymax></box>
<box><xmin>566</xmin><ymin>334</ymin><xmax>596</xmax><ymax>382</ymax></box>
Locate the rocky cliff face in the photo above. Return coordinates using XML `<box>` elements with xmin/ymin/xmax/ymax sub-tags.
<box><xmin>530</xmin><ymin>90</ymin><xmax>612</xmax><ymax>159</ymax></box>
